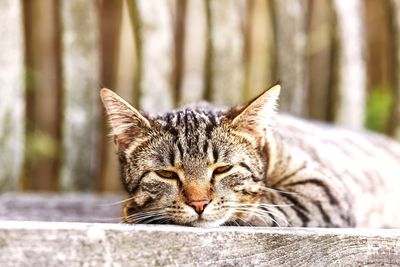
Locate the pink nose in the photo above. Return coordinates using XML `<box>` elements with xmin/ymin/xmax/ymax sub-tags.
<box><xmin>188</xmin><ymin>200</ymin><xmax>210</xmax><ymax>214</ymax></box>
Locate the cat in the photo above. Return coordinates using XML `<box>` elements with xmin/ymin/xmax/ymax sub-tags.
<box><xmin>100</xmin><ymin>85</ymin><xmax>400</xmax><ymax>228</ymax></box>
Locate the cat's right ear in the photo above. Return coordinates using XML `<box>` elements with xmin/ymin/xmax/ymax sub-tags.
<box><xmin>100</xmin><ymin>88</ymin><xmax>151</xmax><ymax>151</ymax></box>
<box><xmin>227</xmin><ymin>84</ymin><xmax>280</xmax><ymax>145</ymax></box>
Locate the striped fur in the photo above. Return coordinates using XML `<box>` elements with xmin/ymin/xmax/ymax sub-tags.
<box><xmin>100</xmin><ymin>86</ymin><xmax>400</xmax><ymax>228</ymax></box>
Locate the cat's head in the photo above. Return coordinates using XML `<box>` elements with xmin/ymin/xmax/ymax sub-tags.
<box><xmin>100</xmin><ymin>85</ymin><xmax>280</xmax><ymax>226</ymax></box>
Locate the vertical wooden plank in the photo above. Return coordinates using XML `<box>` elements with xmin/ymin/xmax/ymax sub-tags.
<box><xmin>0</xmin><ymin>0</ymin><xmax>25</xmax><ymax>190</ymax></box>
<box><xmin>132</xmin><ymin>0</ymin><xmax>175</xmax><ymax>113</ymax></box>
<box><xmin>364</xmin><ymin>0</ymin><xmax>392</xmax><ymax>133</ymax></box>
<box><xmin>100</xmin><ymin>1</ymin><xmax>122</xmax><ymax>90</ymax></box>
<box><xmin>243</xmin><ymin>0</ymin><xmax>275</xmax><ymax>100</ymax></box>
<box><xmin>98</xmin><ymin>0</ymin><xmax>123</xmax><ymax>192</ymax></box>
<box><xmin>272</xmin><ymin>0</ymin><xmax>309</xmax><ymax>117</ymax></box>
<box><xmin>22</xmin><ymin>0</ymin><xmax>61</xmax><ymax>191</ymax></box>
<box><xmin>307</xmin><ymin>0</ymin><xmax>332</xmax><ymax>121</ymax></box>
<box><xmin>389</xmin><ymin>0</ymin><xmax>400</xmax><ymax>139</ymax></box>
<box><xmin>117</xmin><ymin>0</ymin><xmax>137</xmax><ymax>103</ymax></box>
<box><xmin>180</xmin><ymin>0</ymin><xmax>206</xmax><ymax>105</ymax></box>
<box><xmin>330</xmin><ymin>0</ymin><xmax>366</xmax><ymax>128</ymax></box>
<box><xmin>206</xmin><ymin>0</ymin><xmax>245</xmax><ymax>105</ymax></box>
<box><xmin>60</xmin><ymin>0</ymin><xmax>101</xmax><ymax>191</ymax></box>
<box><xmin>365</xmin><ymin>0</ymin><xmax>392</xmax><ymax>90</ymax></box>
<box><xmin>172</xmin><ymin>0</ymin><xmax>187</xmax><ymax>106</ymax></box>
<box><xmin>101</xmin><ymin>0</ymin><xmax>131</xmax><ymax>192</ymax></box>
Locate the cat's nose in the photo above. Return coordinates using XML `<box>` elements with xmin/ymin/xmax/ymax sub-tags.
<box><xmin>188</xmin><ymin>200</ymin><xmax>210</xmax><ymax>214</ymax></box>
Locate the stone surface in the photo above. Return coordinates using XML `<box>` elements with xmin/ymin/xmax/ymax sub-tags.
<box><xmin>0</xmin><ymin>193</ymin><xmax>123</xmax><ymax>223</ymax></box>
<box><xmin>0</xmin><ymin>221</ymin><xmax>399</xmax><ymax>267</ymax></box>
<box><xmin>0</xmin><ymin>194</ymin><xmax>399</xmax><ymax>266</ymax></box>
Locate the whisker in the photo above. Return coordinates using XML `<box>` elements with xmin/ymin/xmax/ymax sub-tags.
<box><xmin>235</xmin><ymin>209</ymin><xmax>270</xmax><ymax>226</ymax></box>
<box><xmin>258</xmin><ymin>209</ymin><xmax>289</xmax><ymax>226</ymax></box>
<box><xmin>123</xmin><ymin>207</ymin><xmax>170</xmax><ymax>224</ymax></box>
<box><xmin>96</xmin><ymin>196</ymin><xmax>135</xmax><ymax>207</ymax></box>
<box><xmin>225</xmin><ymin>202</ymin><xmax>293</xmax><ymax>208</ymax></box>
<box><xmin>230</xmin><ymin>214</ymin><xmax>253</xmax><ymax>227</ymax></box>
<box><xmin>231</xmin><ymin>205</ymin><xmax>289</xmax><ymax>227</ymax></box>
<box><xmin>233</xmin><ymin>208</ymin><xmax>269</xmax><ymax>225</ymax></box>
<box><xmin>126</xmin><ymin>211</ymin><xmax>167</xmax><ymax>221</ymax></box>
<box><xmin>225</xmin><ymin>202</ymin><xmax>292</xmax><ymax>225</ymax></box>
<box><xmin>140</xmin><ymin>214</ymin><xmax>169</xmax><ymax>224</ymax></box>
<box><xmin>267</xmin><ymin>213</ymin><xmax>282</xmax><ymax>227</ymax></box>
<box><xmin>222</xmin><ymin>220</ymin><xmax>233</xmax><ymax>226</ymax></box>
<box><xmin>227</xmin><ymin>216</ymin><xmax>242</xmax><ymax>227</ymax></box>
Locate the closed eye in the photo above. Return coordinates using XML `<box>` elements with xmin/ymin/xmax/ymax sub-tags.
<box><xmin>155</xmin><ymin>170</ymin><xmax>179</xmax><ymax>180</ymax></box>
<box><xmin>213</xmin><ymin>165</ymin><xmax>233</xmax><ymax>175</ymax></box>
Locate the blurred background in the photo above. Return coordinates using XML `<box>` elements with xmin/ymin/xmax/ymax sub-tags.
<box><xmin>0</xmin><ymin>0</ymin><xmax>399</xmax><ymax>193</ymax></box>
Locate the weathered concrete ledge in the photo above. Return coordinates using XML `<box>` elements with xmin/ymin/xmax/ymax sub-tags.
<box><xmin>0</xmin><ymin>194</ymin><xmax>400</xmax><ymax>266</ymax></box>
<box><xmin>0</xmin><ymin>193</ymin><xmax>123</xmax><ymax>222</ymax></box>
<box><xmin>0</xmin><ymin>221</ymin><xmax>399</xmax><ymax>267</ymax></box>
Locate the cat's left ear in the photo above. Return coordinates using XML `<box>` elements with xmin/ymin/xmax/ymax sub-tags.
<box><xmin>230</xmin><ymin>84</ymin><xmax>280</xmax><ymax>143</ymax></box>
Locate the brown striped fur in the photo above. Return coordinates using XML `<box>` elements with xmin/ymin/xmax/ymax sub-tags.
<box><xmin>100</xmin><ymin>85</ymin><xmax>400</xmax><ymax>228</ymax></box>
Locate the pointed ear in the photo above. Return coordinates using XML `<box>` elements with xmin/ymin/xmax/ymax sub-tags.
<box><xmin>100</xmin><ymin>88</ymin><xmax>151</xmax><ymax>151</ymax></box>
<box><xmin>230</xmin><ymin>84</ymin><xmax>280</xmax><ymax>143</ymax></box>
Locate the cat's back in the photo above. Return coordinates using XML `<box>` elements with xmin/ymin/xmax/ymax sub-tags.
<box><xmin>274</xmin><ymin>113</ymin><xmax>400</xmax><ymax>162</ymax></box>
<box><xmin>274</xmin><ymin>114</ymin><xmax>400</xmax><ymax>227</ymax></box>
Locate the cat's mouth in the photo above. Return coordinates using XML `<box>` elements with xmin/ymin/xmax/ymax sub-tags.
<box><xmin>185</xmin><ymin>209</ymin><xmax>235</xmax><ymax>227</ymax></box>
<box><xmin>171</xmin><ymin>200</ymin><xmax>243</xmax><ymax>227</ymax></box>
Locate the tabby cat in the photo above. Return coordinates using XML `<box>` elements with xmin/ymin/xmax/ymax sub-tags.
<box><xmin>100</xmin><ymin>85</ymin><xmax>400</xmax><ymax>228</ymax></box>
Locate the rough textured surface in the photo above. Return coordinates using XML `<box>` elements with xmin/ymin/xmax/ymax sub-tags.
<box><xmin>0</xmin><ymin>221</ymin><xmax>399</xmax><ymax>267</ymax></box>
<box><xmin>0</xmin><ymin>194</ymin><xmax>400</xmax><ymax>266</ymax></box>
<box><xmin>0</xmin><ymin>193</ymin><xmax>122</xmax><ymax>223</ymax></box>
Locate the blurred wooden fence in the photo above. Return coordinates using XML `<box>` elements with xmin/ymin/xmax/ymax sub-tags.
<box><xmin>0</xmin><ymin>0</ymin><xmax>399</xmax><ymax>192</ymax></box>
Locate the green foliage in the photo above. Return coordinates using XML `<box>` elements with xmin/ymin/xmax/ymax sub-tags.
<box><xmin>24</xmin><ymin>66</ymin><xmax>36</xmax><ymax>93</ymax></box>
<box><xmin>365</xmin><ymin>86</ymin><xmax>393</xmax><ymax>133</ymax></box>
<box><xmin>25</xmin><ymin>129</ymin><xmax>57</xmax><ymax>164</ymax></box>
<box><xmin>0</xmin><ymin>111</ymin><xmax>16</xmax><ymax>190</ymax></box>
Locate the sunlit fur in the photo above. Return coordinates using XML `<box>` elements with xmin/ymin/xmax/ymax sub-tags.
<box><xmin>118</xmin><ymin>108</ymin><xmax>268</xmax><ymax>227</ymax></box>
<box><xmin>101</xmin><ymin>85</ymin><xmax>400</xmax><ymax>228</ymax></box>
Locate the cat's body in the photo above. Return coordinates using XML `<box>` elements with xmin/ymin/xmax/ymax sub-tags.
<box><xmin>100</xmin><ymin>85</ymin><xmax>400</xmax><ymax>228</ymax></box>
<box><xmin>261</xmin><ymin>114</ymin><xmax>400</xmax><ymax>228</ymax></box>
